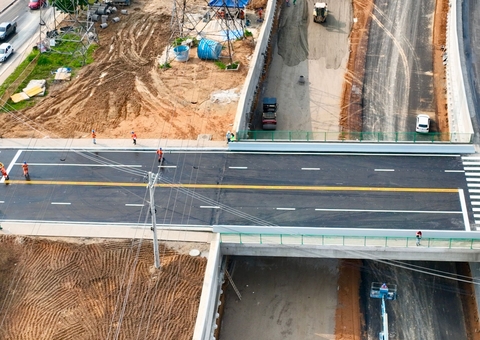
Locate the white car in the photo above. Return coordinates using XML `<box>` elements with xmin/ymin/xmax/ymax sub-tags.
<box><xmin>0</xmin><ymin>43</ymin><xmax>13</xmax><ymax>62</ymax></box>
<box><xmin>416</xmin><ymin>114</ymin><xmax>430</xmax><ymax>133</ymax></box>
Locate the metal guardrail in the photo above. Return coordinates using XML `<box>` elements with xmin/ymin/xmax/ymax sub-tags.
<box><xmin>219</xmin><ymin>233</ymin><xmax>480</xmax><ymax>250</ymax></box>
<box><xmin>236</xmin><ymin>131</ymin><xmax>474</xmax><ymax>143</ymax></box>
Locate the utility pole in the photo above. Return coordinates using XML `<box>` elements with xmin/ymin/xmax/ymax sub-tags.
<box><xmin>148</xmin><ymin>172</ymin><xmax>161</xmax><ymax>269</ymax></box>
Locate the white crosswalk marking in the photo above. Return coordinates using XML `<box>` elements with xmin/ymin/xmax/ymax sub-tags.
<box><xmin>462</xmin><ymin>155</ymin><xmax>480</xmax><ymax>224</ymax></box>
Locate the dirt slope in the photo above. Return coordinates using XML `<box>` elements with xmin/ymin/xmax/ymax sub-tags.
<box><xmin>0</xmin><ymin>0</ymin><xmax>253</xmax><ymax>140</ymax></box>
<box><xmin>0</xmin><ymin>236</ymin><xmax>207</xmax><ymax>339</ymax></box>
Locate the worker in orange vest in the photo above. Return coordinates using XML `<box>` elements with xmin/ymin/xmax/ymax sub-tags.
<box><xmin>1</xmin><ymin>166</ymin><xmax>9</xmax><ymax>180</ymax></box>
<box><xmin>131</xmin><ymin>131</ymin><xmax>137</xmax><ymax>145</ymax></box>
<box><xmin>156</xmin><ymin>148</ymin><xmax>164</xmax><ymax>163</ymax></box>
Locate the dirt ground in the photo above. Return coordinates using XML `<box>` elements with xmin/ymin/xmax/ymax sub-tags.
<box><xmin>340</xmin><ymin>0</ymin><xmax>449</xmax><ymax>134</ymax></box>
<box><xmin>0</xmin><ymin>0</ymin><xmax>263</xmax><ymax>140</ymax></box>
<box><xmin>0</xmin><ymin>235</ymin><xmax>208</xmax><ymax>339</ymax></box>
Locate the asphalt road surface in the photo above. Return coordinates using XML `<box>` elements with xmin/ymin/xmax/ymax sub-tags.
<box><xmin>362</xmin><ymin>260</ymin><xmax>469</xmax><ymax>340</ymax></box>
<box><xmin>362</xmin><ymin>0</ymin><xmax>436</xmax><ymax>135</ymax></box>
<box><xmin>252</xmin><ymin>0</ymin><xmax>351</xmax><ymax>133</ymax></box>
<box><xmin>0</xmin><ymin>150</ymin><xmax>473</xmax><ymax>230</ymax></box>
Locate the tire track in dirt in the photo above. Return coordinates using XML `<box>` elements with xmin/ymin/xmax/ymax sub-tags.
<box><xmin>0</xmin><ymin>236</ymin><xmax>207</xmax><ymax>339</ymax></box>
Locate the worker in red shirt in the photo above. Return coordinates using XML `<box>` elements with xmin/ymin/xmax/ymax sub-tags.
<box><xmin>156</xmin><ymin>148</ymin><xmax>164</xmax><ymax>163</ymax></box>
<box><xmin>1</xmin><ymin>166</ymin><xmax>9</xmax><ymax>180</ymax></box>
<box><xmin>416</xmin><ymin>231</ymin><xmax>422</xmax><ymax>246</ymax></box>
<box><xmin>131</xmin><ymin>131</ymin><xmax>137</xmax><ymax>145</ymax></box>
<box><xmin>91</xmin><ymin>130</ymin><xmax>96</xmax><ymax>144</ymax></box>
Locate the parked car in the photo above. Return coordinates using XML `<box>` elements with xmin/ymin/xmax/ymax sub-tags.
<box><xmin>28</xmin><ymin>0</ymin><xmax>46</xmax><ymax>10</ymax></box>
<box><xmin>416</xmin><ymin>114</ymin><xmax>431</xmax><ymax>133</ymax></box>
<box><xmin>0</xmin><ymin>43</ymin><xmax>13</xmax><ymax>62</ymax></box>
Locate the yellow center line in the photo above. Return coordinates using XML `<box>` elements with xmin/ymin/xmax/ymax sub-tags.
<box><xmin>4</xmin><ymin>180</ymin><xmax>459</xmax><ymax>193</ymax></box>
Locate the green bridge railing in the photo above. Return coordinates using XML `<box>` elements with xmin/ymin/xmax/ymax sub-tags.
<box><xmin>236</xmin><ymin>131</ymin><xmax>473</xmax><ymax>143</ymax></box>
<box><xmin>220</xmin><ymin>233</ymin><xmax>480</xmax><ymax>250</ymax></box>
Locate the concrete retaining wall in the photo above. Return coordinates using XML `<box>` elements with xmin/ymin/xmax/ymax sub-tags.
<box><xmin>232</xmin><ymin>0</ymin><xmax>277</xmax><ymax>132</ymax></box>
<box><xmin>446</xmin><ymin>0</ymin><xmax>474</xmax><ymax>142</ymax></box>
<box><xmin>193</xmin><ymin>234</ymin><xmax>222</xmax><ymax>340</ymax></box>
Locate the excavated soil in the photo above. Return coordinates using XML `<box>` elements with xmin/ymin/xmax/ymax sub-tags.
<box><xmin>0</xmin><ymin>235</ymin><xmax>207</xmax><ymax>339</ymax></box>
<box><xmin>0</xmin><ymin>0</ymin><xmax>257</xmax><ymax>140</ymax></box>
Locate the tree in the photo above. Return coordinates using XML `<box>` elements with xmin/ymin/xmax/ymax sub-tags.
<box><xmin>51</xmin><ymin>0</ymin><xmax>89</xmax><ymax>14</ymax></box>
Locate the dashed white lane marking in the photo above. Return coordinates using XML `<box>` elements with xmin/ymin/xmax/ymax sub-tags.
<box><xmin>467</xmin><ymin>178</ymin><xmax>480</xmax><ymax>182</ymax></box>
<box><xmin>158</xmin><ymin>165</ymin><xmax>177</xmax><ymax>168</ymax></box>
<box><xmin>51</xmin><ymin>202</ymin><xmax>71</xmax><ymax>205</ymax></box>
<box><xmin>314</xmin><ymin>208</ymin><xmax>461</xmax><ymax>214</ymax></box>
<box><xmin>301</xmin><ymin>168</ymin><xmax>320</xmax><ymax>170</ymax></box>
<box><xmin>200</xmin><ymin>206</ymin><xmax>220</xmax><ymax>209</ymax></box>
<box><xmin>0</xmin><ymin>201</ymin><xmax>4</xmax><ymax>203</ymax></box>
<box><xmin>125</xmin><ymin>204</ymin><xmax>144</xmax><ymax>207</ymax></box>
<box><xmin>444</xmin><ymin>170</ymin><xmax>465</xmax><ymax>173</ymax></box>
<box><xmin>374</xmin><ymin>169</ymin><xmax>394</xmax><ymax>172</ymax></box>
<box><xmin>276</xmin><ymin>208</ymin><xmax>296</xmax><ymax>211</ymax></box>
<box><xmin>229</xmin><ymin>167</ymin><xmax>248</xmax><ymax>170</ymax></box>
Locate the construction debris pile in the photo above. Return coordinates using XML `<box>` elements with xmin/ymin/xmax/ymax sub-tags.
<box><xmin>10</xmin><ymin>79</ymin><xmax>46</xmax><ymax>103</ymax></box>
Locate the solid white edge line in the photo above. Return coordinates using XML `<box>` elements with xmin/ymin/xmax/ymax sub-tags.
<box><xmin>51</xmin><ymin>202</ymin><xmax>71</xmax><ymax>205</ymax></box>
<box><xmin>374</xmin><ymin>169</ymin><xmax>395</xmax><ymax>172</ymax></box>
<box><xmin>17</xmin><ymin>163</ymin><xmax>142</xmax><ymax>167</ymax></box>
<box><xmin>125</xmin><ymin>204</ymin><xmax>144</xmax><ymax>207</ymax></box>
<box><xmin>458</xmin><ymin>189</ymin><xmax>471</xmax><ymax>231</ymax></box>
<box><xmin>444</xmin><ymin>170</ymin><xmax>465</xmax><ymax>173</ymax></box>
<box><xmin>276</xmin><ymin>208</ymin><xmax>296</xmax><ymax>211</ymax></box>
<box><xmin>1</xmin><ymin>150</ymin><xmax>22</xmax><ymax>183</ymax></box>
<box><xmin>314</xmin><ymin>208</ymin><xmax>461</xmax><ymax>214</ymax></box>
<box><xmin>228</xmin><ymin>167</ymin><xmax>248</xmax><ymax>169</ymax></box>
<box><xmin>200</xmin><ymin>206</ymin><xmax>220</xmax><ymax>209</ymax></box>
<box><xmin>301</xmin><ymin>168</ymin><xmax>321</xmax><ymax>170</ymax></box>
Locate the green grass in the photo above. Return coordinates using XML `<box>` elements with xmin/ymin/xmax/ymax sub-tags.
<box><xmin>214</xmin><ymin>61</ymin><xmax>226</xmax><ymax>69</ymax></box>
<box><xmin>1</xmin><ymin>39</ymin><xmax>98</xmax><ymax>111</ymax></box>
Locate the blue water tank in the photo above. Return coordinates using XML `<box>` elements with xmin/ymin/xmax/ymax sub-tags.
<box><xmin>197</xmin><ymin>39</ymin><xmax>222</xmax><ymax>60</ymax></box>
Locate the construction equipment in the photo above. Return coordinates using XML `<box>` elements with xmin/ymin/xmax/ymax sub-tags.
<box><xmin>313</xmin><ymin>2</ymin><xmax>328</xmax><ymax>23</ymax></box>
<box><xmin>370</xmin><ymin>282</ymin><xmax>397</xmax><ymax>340</ymax></box>
<box><xmin>262</xmin><ymin>97</ymin><xmax>277</xmax><ymax>130</ymax></box>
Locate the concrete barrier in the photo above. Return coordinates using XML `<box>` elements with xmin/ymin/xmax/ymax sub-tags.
<box><xmin>446</xmin><ymin>0</ymin><xmax>474</xmax><ymax>142</ymax></box>
<box><xmin>193</xmin><ymin>234</ymin><xmax>222</xmax><ymax>340</ymax></box>
<box><xmin>232</xmin><ymin>0</ymin><xmax>277</xmax><ymax>133</ymax></box>
<box><xmin>228</xmin><ymin>141</ymin><xmax>476</xmax><ymax>154</ymax></box>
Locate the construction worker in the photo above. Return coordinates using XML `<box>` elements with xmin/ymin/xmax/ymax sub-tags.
<box><xmin>226</xmin><ymin>131</ymin><xmax>232</xmax><ymax>143</ymax></box>
<box><xmin>1</xmin><ymin>166</ymin><xmax>9</xmax><ymax>180</ymax></box>
<box><xmin>131</xmin><ymin>131</ymin><xmax>137</xmax><ymax>145</ymax></box>
<box><xmin>416</xmin><ymin>231</ymin><xmax>422</xmax><ymax>246</ymax></box>
<box><xmin>156</xmin><ymin>148</ymin><xmax>164</xmax><ymax>163</ymax></box>
<box><xmin>22</xmin><ymin>161</ymin><xmax>29</xmax><ymax>177</ymax></box>
<box><xmin>92</xmin><ymin>130</ymin><xmax>96</xmax><ymax>144</ymax></box>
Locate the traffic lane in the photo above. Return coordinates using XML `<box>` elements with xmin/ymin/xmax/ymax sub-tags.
<box><xmin>222</xmin><ymin>155</ymin><xmax>466</xmax><ymax>188</ymax></box>
<box><xmin>19</xmin><ymin>150</ymin><xmax>227</xmax><ymax>183</ymax></box>
<box><xmin>362</xmin><ymin>0</ymin><xmax>435</xmax><ymax>133</ymax></box>
<box><xmin>216</xmin><ymin>190</ymin><xmax>465</xmax><ymax>229</ymax></box>
<box><xmin>17</xmin><ymin>151</ymin><xmax>466</xmax><ymax>189</ymax></box>
<box><xmin>1</xmin><ymin>183</ymin><xmax>218</xmax><ymax>225</ymax></box>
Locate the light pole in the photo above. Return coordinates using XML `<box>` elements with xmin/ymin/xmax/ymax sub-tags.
<box><xmin>148</xmin><ymin>171</ymin><xmax>161</xmax><ymax>268</ymax></box>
